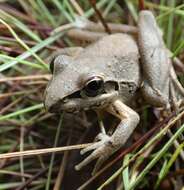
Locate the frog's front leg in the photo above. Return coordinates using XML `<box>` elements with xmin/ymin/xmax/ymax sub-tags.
<box><xmin>75</xmin><ymin>99</ymin><xmax>140</xmax><ymax>174</ymax></box>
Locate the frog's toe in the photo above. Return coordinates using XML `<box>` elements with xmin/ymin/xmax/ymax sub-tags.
<box><xmin>75</xmin><ymin>136</ymin><xmax>113</xmax><ymax>172</ymax></box>
<box><xmin>75</xmin><ymin>150</ymin><xmax>98</xmax><ymax>171</ymax></box>
<box><xmin>80</xmin><ymin>133</ymin><xmax>111</xmax><ymax>155</ymax></box>
<box><xmin>95</xmin><ymin>133</ymin><xmax>111</xmax><ymax>141</ymax></box>
<box><xmin>80</xmin><ymin>142</ymin><xmax>102</xmax><ymax>155</ymax></box>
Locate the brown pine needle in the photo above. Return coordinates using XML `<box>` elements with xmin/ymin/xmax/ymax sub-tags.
<box><xmin>0</xmin><ymin>143</ymin><xmax>92</xmax><ymax>159</ymax></box>
<box><xmin>69</xmin><ymin>0</ymin><xmax>84</xmax><ymax>16</ymax></box>
<box><xmin>0</xmin><ymin>74</ymin><xmax>51</xmax><ymax>83</ymax></box>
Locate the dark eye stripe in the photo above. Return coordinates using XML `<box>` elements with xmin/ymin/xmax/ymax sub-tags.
<box><xmin>49</xmin><ymin>58</ymin><xmax>55</xmax><ymax>73</ymax></box>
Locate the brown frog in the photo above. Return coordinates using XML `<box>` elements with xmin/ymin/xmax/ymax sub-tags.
<box><xmin>44</xmin><ymin>10</ymin><xmax>184</xmax><ymax>174</ymax></box>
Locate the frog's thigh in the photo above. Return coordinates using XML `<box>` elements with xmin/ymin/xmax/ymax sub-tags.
<box><xmin>107</xmin><ymin>100</ymin><xmax>140</xmax><ymax>147</ymax></box>
<box><xmin>138</xmin><ymin>11</ymin><xmax>171</xmax><ymax>107</ymax></box>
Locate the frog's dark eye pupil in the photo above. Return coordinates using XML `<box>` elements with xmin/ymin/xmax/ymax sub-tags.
<box><xmin>84</xmin><ymin>78</ymin><xmax>104</xmax><ymax>97</ymax></box>
<box><xmin>87</xmin><ymin>81</ymin><xmax>102</xmax><ymax>91</ymax></box>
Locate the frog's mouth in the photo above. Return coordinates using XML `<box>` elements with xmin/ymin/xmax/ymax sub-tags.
<box><xmin>50</xmin><ymin>91</ymin><xmax>118</xmax><ymax>113</ymax></box>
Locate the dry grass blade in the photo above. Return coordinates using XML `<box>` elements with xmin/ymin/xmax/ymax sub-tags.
<box><xmin>0</xmin><ymin>143</ymin><xmax>92</xmax><ymax>159</ymax></box>
<box><xmin>0</xmin><ymin>74</ymin><xmax>51</xmax><ymax>83</ymax></box>
<box><xmin>77</xmin><ymin>109</ymin><xmax>184</xmax><ymax>190</ymax></box>
<box><xmin>0</xmin><ymin>1</ymin><xmax>183</xmax><ymax>189</ymax></box>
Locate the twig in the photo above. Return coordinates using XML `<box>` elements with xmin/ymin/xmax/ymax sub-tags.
<box><xmin>15</xmin><ymin>166</ymin><xmax>49</xmax><ymax>190</ymax></box>
<box><xmin>67</xmin><ymin>28</ymin><xmax>106</xmax><ymax>41</ymax></box>
<box><xmin>89</xmin><ymin>0</ymin><xmax>111</xmax><ymax>34</ymax></box>
<box><xmin>53</xmin><ymin>136</ymin><xmax>71</xmax><ymax>190</ymax></box>
<box><xmin>0</xmin><ymin>143</ymin><xmax>92</xmax><ymax>159</ymax></box>
<box><xmin>69</xmin><ymin>0</ymin><xmax>85</xmax><ymax>16</ymax></box>
<box><xmin>0</xmin><ymin>74</ymin><xmax>51</xmax><ymax>83</ymax></box>
<box><xmin>0</xmin><ymin>97</ymin><xmax>22</xmax><ymax>115</ymax></box>
<box><xmin>138</xmin><ymin>0</ymin><xmax>145</xmax><ymax>10</ymax></box>
<box><xmin>0</xmin><ymin>45</ymin><xmax>22</xmax><ymax>54</ymax></box>
<box><xmin>0</xmin><ymin>170</ymin><xmax>32</xmax><ymax>178</ymax></box>
<box><xmin>0</xmin><ymin>89</ymin><xmax>39</xmax><ymax>99</ymax></box>
<box><xmin>77</xmin><ymin>109</ymin><xmax>184</xmax><ymax>190</ymax></box>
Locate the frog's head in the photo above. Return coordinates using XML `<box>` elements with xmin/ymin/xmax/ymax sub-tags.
<box><xmin>44</xmin><ymin>54</ymin><xmax>119</xmax><ymax>113</ymax></box>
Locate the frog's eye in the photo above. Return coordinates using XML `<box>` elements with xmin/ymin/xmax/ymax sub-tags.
<box><xmin>84</xmin><ymin>77</ymin><xmax>104</xmax><ymax>97</ymax></box>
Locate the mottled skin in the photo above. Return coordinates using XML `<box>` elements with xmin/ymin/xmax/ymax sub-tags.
<box><xmin>44</xmin><ymin>11</ymin><xmax>184</xmax><ymax>174</ymax></box>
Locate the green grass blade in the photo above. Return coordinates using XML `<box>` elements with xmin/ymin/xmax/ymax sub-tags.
<box><xmin>0</xmin><ymin>18</ymin><xmax>46</xmax><ymax>69</ymax></box>
<box><xmin>0</xmin><ymin>54</ymin><xmax>44</xmax><ymax>69</ymax></box>
<box><xmin>172</xmin><ymin>39</ymin><xmax>184</xmax><ymax>58</ymax></box>
<box><xmin>84</xmin><ymin>0</ymin><xmax>109</xmax><ymax>18</ymax></box>
<box><xmin>97</xmin><ymin>110</ymin><xmax>184</xmax><ymax>189</ymax></box>
<box><xmin>45</xmin><ymin>113</ymin><xmax>64</xmax><ymax>190</ymax></box>
<box><xmin>154</xmin><ymin>158</ymin><xmax>168</xmax><ymax>189</ymax></box>
<box><xmin>36</xmin><ymin>0</ymin><xmax>57</xmax><ymax>27</ymax></box>
<box><xmin>128</xmin><ymin>124</ymin><xmax>184</xmax><ymax>190</ymax></box>
<box><xmin>156</xmin><ymin>4</ymin><xmax>184</xmax><ymax>21</ymax></box>
<box><xmin>102</xmin><ymin>0</ymin><xmax>117</xmax><ymax>18</ymax></box>
<box><xmin>166</xmin><ymin>0</ymin><xmax>175</xmax><ymax>49</ymax></box>
<box><xmin>0</xmin><ymin>104</ymin><xmax>44</xmax><ymax>121</ymax></box>
<box><xmin>64</xmin><ymin>0</ymin><xmax>76</xmax><ymax>19</ymax></box>
<box><xmin>155</xmin><ymin>141</ymin><xmax>184</xmax><ymax>189</ymax></box>
<box><xmin>124</xmin><ymin>0</ymin><xmax>138</xmax><ymax>22</ymax></box>
<box><xmin>122</xmin><ymin>154</ymin><xmax>130</xmax><ymax>190</ymax></box>
<box><xmin>0</xmin><ymin>10</ymin><xmax>41</xmax><ymax>42</ymax></box>
<box><xmin>52</xmin><ymin>0</ymin><xmax>74</xmax><ymax>22</ymax></box>
<box><xmin>0</xmin><ymin>32</ymin><xmax>64</xmax><ymax>72</ymax></box>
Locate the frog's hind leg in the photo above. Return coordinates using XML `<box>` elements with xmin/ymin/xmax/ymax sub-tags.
<box><xmin>138</xmin><ymin>10</ymin><xmax>172</xmax><ymax>108</ymax></box>
<box><xmin>138</xmin><ymin>10</ymin><xmax>184</xmax><ymax>109</ymax></box>
<box><xmin>141</xmin><ymin>80</ymin><xmax>170</xmax><ymax>107</ymax></box>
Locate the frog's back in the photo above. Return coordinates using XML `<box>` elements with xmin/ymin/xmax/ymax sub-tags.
<box><xmin>74</xmin><ymin>33</ymin><xmax>141</xmax><ymax>103</ymax></box>
<box><xmin>78</xmin><ymin>33</ymin><xmax>141</xmax><ymax>85</ymax></box>
<box><xmin>79</xmin><ymin>33</ymin><xmax>138</xmax><ymax>58</ymax></box>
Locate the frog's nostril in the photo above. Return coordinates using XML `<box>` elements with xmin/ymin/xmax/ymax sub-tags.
<box><xmin>62</xmin><ymin>98</ymin><xmax>68</xmax><ymax>103</ymax></box>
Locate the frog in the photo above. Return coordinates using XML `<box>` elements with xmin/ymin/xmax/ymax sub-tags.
<box><xmin>44</xmin><ymin>10</ymin><xmax>184</xmax><ymax>174</ymax></box>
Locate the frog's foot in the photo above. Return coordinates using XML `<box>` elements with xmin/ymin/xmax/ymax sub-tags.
<box><xmin>75</xmin><ymin>100</ymin><xmax>140</xmax><ymax>175</ymax></box>
<box><xmin>141</xmin><ymin>81</ymin><xmax>170</xmax><ymax>108</ymax></box>
<box><xmin>75</xmin><ymin>133</ymin><xmax>115</xmax><ymax>175</ymax></box>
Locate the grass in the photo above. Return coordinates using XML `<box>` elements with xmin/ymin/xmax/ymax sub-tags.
<box><xmin>0</xmin><ymin>0</ymin><xmax>183</xmax><ymax>190</ymax></box>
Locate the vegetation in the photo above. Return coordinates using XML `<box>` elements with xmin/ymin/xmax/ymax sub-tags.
<box><xmin>0</xmin><ymin>0</ymin><xmax>183</xmax><ymax>189</ymax></box>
